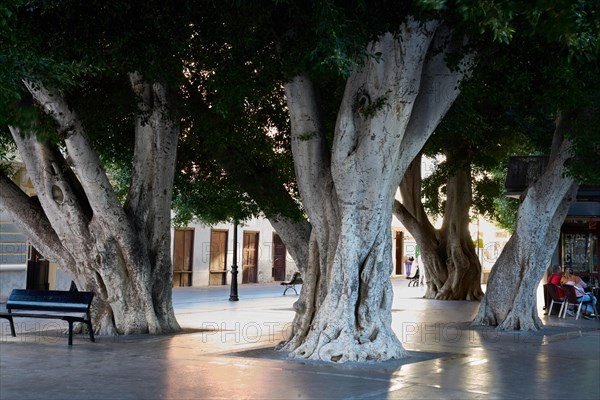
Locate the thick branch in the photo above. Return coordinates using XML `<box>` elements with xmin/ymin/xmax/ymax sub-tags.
<box><xmin>394</xmin><ymin>154</ymin><xmax>437</xmax><ymax>244</ymax></box>
<box><xmin>334</xmin><ymin>19</ymin><xmax>439</xmax><ymax>169</ymax></box>
<box><xmin>285</xmin><ymin>74</ymin><xmax>337</xmax><ymax>232</ymax></box>
<box><xmin>397</xmin><ymin>24</ymin><xmax>473</xmax><ymax>181</ymax></box>
<box><xmin>393</xmin><ymin>200</ymin><xmax>421</xmax><ymax>236</ymax></box>
<box><xmin>517</xmin><ymin>113</ymin><xmax>577</xmax><ymax>241</ymax></box>
<box><xmin>399</xmin><ymin>155</ymin><xmax>434</xmax><ymax>225</ymax></box>
<box><xmin>125</xmin><ymin>73</ymin><xmax>180</xmax><ymax>291</ymax></box>
<box><xmin>125</xmin><ymin>72</ymin><xmax>180</xmax><ymax>226</ymax></box>
<box><xmin>440</xmin><ymin>159</ymin><xmax>472</xmax><ymax>234</ymax></box>
<box><xmin>9</xmin><ymin>126</ymin><xmax>96</xmax><ymax>252</ymax></box>
<box><xmin>393</xmin><ymin>199</ymin><xmax>433</xmax><ymax>247</ymax></box>
<box><xmin>23</xmin><ymin>80</ymin><xmax>127</xmax><ymax>232</ymax></box>
<box><xmin>542</xmin><ymin>182</ymin><xmax>578</xmax><ymax>253</ymax></box>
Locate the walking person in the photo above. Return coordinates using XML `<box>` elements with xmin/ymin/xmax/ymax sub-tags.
<box><xmin>405</xmin><ymin>256</ymin><xmax>414</xmax><ymax>278</ymax></box>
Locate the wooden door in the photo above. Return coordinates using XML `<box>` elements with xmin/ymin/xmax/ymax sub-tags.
<box><xmin>209</xmin><ymin>230</ymin><xmax>228</xmax><ymax>286</ymax></box>
<box><xmin>242</xmin><ymin>232</ymin><xmax>259</xmax><ymax>283</ymax></box>
<box><xmin>26</xmin><ymin>247</ymin><xmax>49</xmax><ymax>290</ymax></box>
<box><xmin>272</xmin><ymin>233</ymin><xmax>286</xmax><ymax>281</ymax></box>
<box><xmin>173</xmin><ymin>228</ymin><xmax>194</xmax><ymax>287</ymax></box>
<box><xmin>395</xmin><ymin>231</ymin><xmax>404</xmax><ymax>275</ymax></box>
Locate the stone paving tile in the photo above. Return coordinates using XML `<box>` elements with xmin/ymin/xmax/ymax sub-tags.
<box><xmin>1</xmin><ymin>281</ymin><xmax>599</xmax><ymax>400</ymax></box>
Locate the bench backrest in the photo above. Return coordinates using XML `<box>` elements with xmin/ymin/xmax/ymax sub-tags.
<box><xmin>291</xmin><ymin>272</ymin><xmax>303</xmax><ymax>284</ymax></box>
<box><xmin>7</xmin><ymin>289</ymin><xmax>94</xmax><ymax>313</ymax></box>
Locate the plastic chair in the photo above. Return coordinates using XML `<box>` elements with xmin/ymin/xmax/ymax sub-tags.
<box><xmin>544</xmin><ymin>284</ymin><xmax>565</xmax><ymax>317</ymax></box>
<box><xmin>561</xmin><ymin>285</ymin><xmax>597</xmax><ymax>320</ymax></box>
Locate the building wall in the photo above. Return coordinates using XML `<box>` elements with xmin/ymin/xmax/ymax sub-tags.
<box><xmin>175</xmin><ymin>217</ymin><xmax>299</xmax><ymax>288</ymax></box>
<box><xmin>0</xmin><ymin>216</ymin><xmax>28</xmax><ymax>301</ymax></box>
<box><xmin>0</xmin><ymin>213</ymin><xmax>72</xmax><ymax>301</ymax></box>
<box><xmin>0</xmin><ymin>270</ymin><xmax>26</xmax><ymax>302</ymax></box>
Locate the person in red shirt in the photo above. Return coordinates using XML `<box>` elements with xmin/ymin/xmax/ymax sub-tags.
<box><xmin>548</xmin><ymin>267</ymin><xmax>565</xmax><ymax>296</ymax></box>
<box><xmin>544</xmin><ymin>266</ymin><xmax>564</xmax><ymax>315</ymax></box>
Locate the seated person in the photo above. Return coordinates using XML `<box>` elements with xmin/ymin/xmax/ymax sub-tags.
<box><xmin>548</xmin><ymin>266</ymin><xmax>564</xmax><ymax>290</ymax></box>
<box><xmin>561</xmin><ymin>268</ymin><xmax>597</xmax><ymax>318</ymax></box>
<box><xmin>544</xmin><ymin>266</ymin><xmax>564</xmax><ymax>315</ymax></box>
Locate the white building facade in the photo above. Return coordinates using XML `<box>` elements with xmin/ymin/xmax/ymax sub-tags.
<box><xmin>171</xmin><ymin>218</ymin><xmax>299</xmax><ymax>288</ymax></box>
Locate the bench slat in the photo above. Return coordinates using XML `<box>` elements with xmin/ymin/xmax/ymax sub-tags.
<box><xmin>7</xmin><ymin>289</ymin><xmax>93</xmax><ymax>303</ymax></box>
<box><xmin>7</xmin><ymin>301</ymin><xmax>90</xmax><ymax>312</ymax></box>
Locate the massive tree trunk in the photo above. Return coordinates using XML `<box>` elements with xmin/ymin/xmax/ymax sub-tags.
<box><xmin>0</xmin><ymin>74</ymin><xmax>180</xmax><ymax>335</ymax></box>
<box><xmin>473</xmin><ymin>112</ymin><xmax>579</xmax><ymax>330</ymax></box>
<box><xmin>277</xmin><ymin>19</ymin><xmax>472</xmax><ymax>362</ymax></box>
<box><xmin>393</xmin><ymin>154</ymin><xmax>483</xmax><ymax>300</ymax></box>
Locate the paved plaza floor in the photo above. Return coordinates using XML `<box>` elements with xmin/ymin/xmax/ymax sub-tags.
<box><xmin>1</xmin><ymin>279</ymin><xmax>599</xmax><ymax>399</ymax></box>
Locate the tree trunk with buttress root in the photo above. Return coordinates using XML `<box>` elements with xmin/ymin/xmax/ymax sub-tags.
<box><xmin>473</xmin><ymin>112</ymin><xmax>579</xmax><ymax>330</ymax></box>
<box><xmin>0</xmin><ymin>73</ymin><xmax>180</xmax><ymax>335</ymax></box>
<box><xmin>277</xmin><ymin>19</ymin><xmax>472</xmax><ymax>362</ymax></box>
<box><xmin>393</xmin><ymin>154</ymin><xmax>483</xmax><ymax>300</ymax></box>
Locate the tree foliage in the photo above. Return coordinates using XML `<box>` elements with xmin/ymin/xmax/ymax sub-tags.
<box><xmin>420</xmin><ymin>0</ymin><xmax>599</xmax><ymax>233</ymax></box>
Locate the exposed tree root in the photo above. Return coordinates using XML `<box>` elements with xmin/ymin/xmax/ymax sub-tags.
<box><xmin>287</xmin><ymin>326</ymin><xmax>406</xmax><ymax>363</ymax></box>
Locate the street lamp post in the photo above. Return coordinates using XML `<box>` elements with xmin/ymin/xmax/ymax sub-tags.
<box><xmin>229</xmin><ymin>220</ymin><xmax>239</xmax><ymax>301</ymax></box>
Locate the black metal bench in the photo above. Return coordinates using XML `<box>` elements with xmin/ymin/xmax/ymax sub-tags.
<box><xmin>280</xmin><ymin>272</ymin><xmax>303</xmax><ymax>295</ymax></box>
<box><xmin>407</xmin><ymin>267</ymin><xmax>421</xmax><ymax>287</ymax></box>
<box><xmin>0</xmin><ymin>289</ymin><xmax>95</xmax><ymax>346</ymax></box>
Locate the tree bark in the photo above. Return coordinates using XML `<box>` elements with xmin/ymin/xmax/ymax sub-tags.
<box><xmin>3</xmin><ymin>76</ymin><xmax>180</xmax><ymax>335</ymax></box>
<box><xmin>278</xmin><ymin>19</ymin><xmax>471</xmax><ymax>362</ymax></box>
<box><xmin>393</xmin><ymin>154</ymin><xmax>483</xmax><ymax>300</ymax></box>
<box><xmin>473</xmin><ymin>112</ymin><xmax>579</xmax><ymax>330</ymax></box>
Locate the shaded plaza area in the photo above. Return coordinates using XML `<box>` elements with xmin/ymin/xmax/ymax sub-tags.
<box><xmin>1</xmin><ymin>279</ymin><xmax>599</xmax><ymax>400</ymax></box>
